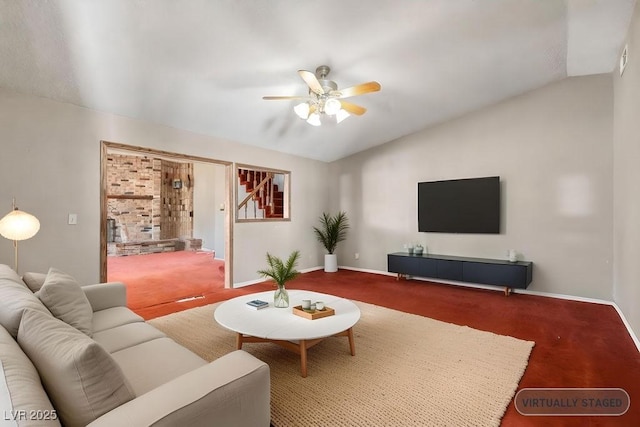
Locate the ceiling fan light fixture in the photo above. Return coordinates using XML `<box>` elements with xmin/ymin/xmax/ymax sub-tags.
<box><xmin>294</xmin><ymin>102</ymin><xmax>310</xmax><ymax>119</ymax></box>
<box><xmin>306</xmin><ymin>112</ymin><xmax>321</xmax><ymax>126</ymax></box>
<box><xmin>264</xmin><ymin>65</ymin><xmax>381</xmax><ymax>127</ymax></box>
<box><xmin>336</xmin><ymin>109</ymin><xmax>350</xmax><ymax>123</ymax></box>
<box><xmin>324</xmin><ymin>98</ymin><xmax>341</xmax><ymax>116</ymax></box>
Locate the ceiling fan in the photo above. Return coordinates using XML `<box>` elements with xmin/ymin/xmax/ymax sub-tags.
<box><xmin>263</xmin><ymin>65</ymin><xmax>381</xmax><ymax>126</ymax></box>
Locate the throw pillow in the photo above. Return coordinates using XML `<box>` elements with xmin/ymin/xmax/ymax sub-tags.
<box><xmin>17</xmin><ymin>309</ymin><xmax>135</xmax><ymax>427</ymax></box>
<box><xmin>22</xmin><ymin>271</ymin><xmax>47</xmax><ymax>292</ymax></box>
<box><xmin>0</xmin><ymin>267</ymin><xmax>51</xmax><ymax>338</ymax></box>
<box><xmin>36</xmin><ymin>268</ymin><xmax>93</xmax><ymax>336</ymax></box>
<box><xmin>0</xmin><ymin>325</ymin><xmax>59</xmax><ymax>426</ymax></box>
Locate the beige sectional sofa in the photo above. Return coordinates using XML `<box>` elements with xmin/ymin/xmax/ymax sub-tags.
<box><xmin>0</xmin><ymin>264</ymin><xmax>270</xmax><ymax>426</ymax></box>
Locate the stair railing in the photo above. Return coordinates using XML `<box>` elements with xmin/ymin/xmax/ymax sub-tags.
<box><xmin>238</xmin><ymin>172</ymin><xmax>274</xmax><ymax>217</ymax></box>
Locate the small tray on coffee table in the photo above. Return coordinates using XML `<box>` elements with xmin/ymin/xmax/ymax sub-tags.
<box><xmin>292</xmin><ymin>305</ymin><xmax>335</xmax><ymax>320</ymax></box>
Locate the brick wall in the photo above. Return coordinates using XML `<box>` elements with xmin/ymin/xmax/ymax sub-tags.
<box><xmin>160</xmin><ymin>160</ymin><xmax>194</xmax><ymax>239</ymax></box>
<box><xmin>107</xmin><ymin>154</ymin><xmax>195</xmax><ymax>243</ymax></box>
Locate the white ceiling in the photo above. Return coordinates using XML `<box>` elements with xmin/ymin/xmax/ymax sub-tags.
<box><xmin>0</xmin><ymin>0</ymin><xmax>636</xmax><ymax>162</ymax></box>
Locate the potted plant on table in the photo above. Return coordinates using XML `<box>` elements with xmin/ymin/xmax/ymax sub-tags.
<box><xmin>313</xmin><ymin>211</ymin><xmax>349</xmax><ymax>273</ymax></box>
<box><xmin>257</xmin><ymin>250</ymin><xmax>300</xmax><ymax>308</ymax></box>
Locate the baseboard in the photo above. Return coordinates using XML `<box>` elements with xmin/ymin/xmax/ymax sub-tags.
<box><xmin>233</xmin><ymin>266</ymin><xmax>324</xmax><ymax>288</ymax></box>
<box><xmin>339</xmin><ymin>266</ymin><xmax>640</xmax><ymax>353</ymax></box>
<box><xmin>233</xmin><ymin>278</ymin><xmax>264</xmax><ymax>288</ymax></box>
<box><xmin>611</xmin><ymin>302</ymin><xmax>640</xmax><ymax>353</ymax></box>
<box><xmin>338</xmin><ymin>266</ymin><xmax>398</xmax><ymax>277</ymax></box>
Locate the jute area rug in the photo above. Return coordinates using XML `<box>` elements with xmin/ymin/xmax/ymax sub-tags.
<box><xmin>149</xmin><ymin>301</ymin><xmax>534</xmax><ymax>427</ymax></box>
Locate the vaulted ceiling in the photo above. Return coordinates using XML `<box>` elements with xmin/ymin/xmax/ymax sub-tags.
<box><xmin>0</xmin><ymin>1</ymin><xmax>636</xmax><ymax>162</ymax></box>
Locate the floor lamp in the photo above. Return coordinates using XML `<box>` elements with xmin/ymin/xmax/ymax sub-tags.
<box><xmin>0</xmin><ymin>199</ymin><xmax>40</xmax><ymax>273</ymax></box>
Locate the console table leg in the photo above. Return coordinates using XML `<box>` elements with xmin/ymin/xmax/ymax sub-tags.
<box><xmin>504</xmin><ymin>287</ymin><xmax>512</xmax><ymax>297</ymax></box>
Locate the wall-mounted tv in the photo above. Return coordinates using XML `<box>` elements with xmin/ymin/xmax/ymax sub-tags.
<box><xmin>418</xmin><ymin>176</ymin><xmax>500</xmax><ymax>234</ymax></box>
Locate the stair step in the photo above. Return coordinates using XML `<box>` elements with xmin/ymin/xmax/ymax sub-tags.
<box><xmin>238</xmin><ymin>171</ymin><xmax>286</xmax><ymax>219</ymax></box>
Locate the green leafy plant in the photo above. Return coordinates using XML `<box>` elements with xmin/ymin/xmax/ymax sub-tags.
<box><xmin>313</xmin><ymin>211</ymin><xmax>349</xmax><ymax>254</ymax></box>
<box><xmin>257</xmin><ymin>250</ymin><xmax>301</xmax><ymax>288</ymax></box>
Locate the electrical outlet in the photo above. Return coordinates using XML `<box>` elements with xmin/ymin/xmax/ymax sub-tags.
<box><xmin>355</xmin><ymin>253</ymin><xmax>360</xmax><ymax>260</ymax></box>
<box><xmin>68</xmin><ymin>213</ymin><xmax>77</xmax><ymax>225</ymax></box>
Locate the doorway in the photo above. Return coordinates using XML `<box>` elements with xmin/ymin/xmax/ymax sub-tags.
<box><xmin>99</xmin><ymin>141</ymin><xmax>234</xmax><ymax>293</ymax></box>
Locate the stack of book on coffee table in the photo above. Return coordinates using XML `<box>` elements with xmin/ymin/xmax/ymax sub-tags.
<box><xmin>246</xmin><ymin>299</ymin><xmax>269</xmax><ymax>310</ymax></box>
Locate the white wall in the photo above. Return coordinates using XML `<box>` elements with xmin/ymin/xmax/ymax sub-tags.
<box><xmin>212</xmin><ymin>165</ymin><xmax>226</xmax><ymax>258</ymax></box>
<box><xmin>234</xmin><ymin>166</ymin><xmax>329</xmax><ymax>283</ymax></box>
<box><xmin>0</xmin><ymin>70</ymin><xmax>626</xmax><ymax>311</ymax></box>
<box><xmin>192</xmin><ymin>162</ymin><xmax>221</xmax><ymax>255</ymax></box>
<box><xmin>0</xmin><ymin>89</ymin><xmax>329</xmax><ymax>285</ymax></box>
<box><xmin>613</xmin><ymin>3</ymin><xmax>640</xmax><ymax>340</ymax></box>
<box><xmin>329</xmin><ymin>75</ymin><xmax>614</xmax><ymax>300</ymax></box>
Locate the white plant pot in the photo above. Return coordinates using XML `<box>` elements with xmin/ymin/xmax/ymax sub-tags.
<box><xmin>324</xmin><ymin>254</ymin><xmax>338</xmax><ymax>273</ymax></box>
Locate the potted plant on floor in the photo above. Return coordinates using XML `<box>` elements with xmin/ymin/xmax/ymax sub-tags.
<box><xmin>313</xmin><ymin>211</ymin><xmax>349</xmax><ymax>273</ymax></box>
<box><xmin>257</xmin><ymin>250</ymin><xmax>300</xmax><ymax>308</ymax></box>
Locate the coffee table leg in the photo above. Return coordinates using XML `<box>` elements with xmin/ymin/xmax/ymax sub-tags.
<box><xmin>347</xmin><ymin>327</ymin><xmax>356</xmax><ymax>356</ymax></box>
<box><xmin>236</xmin><ymin>333</ymin><xmax>243</xmax><ymax>350</ymax></box>
<box><xmin>299</xmin><ymin>340</ymin><xmax>308</xmax><ymax>378</ymax></box>
<box><xmin>235</xmin><ymin>333</ymin><xmax>352</xmax><ymax>378</ymax></box>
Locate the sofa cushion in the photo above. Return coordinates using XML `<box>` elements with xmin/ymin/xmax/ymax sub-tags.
<box><xmin>22</xmin><ymin>271</ymin><xmax>47</xmax><ymax>292</ymax></box>
<box><xmin>92</xmin><ymin>306</ymin><xmax>144</xmax><ymax>333</ymax></box>
<box><xmin>0</xmin><ymin>265</ymin><xmax>51</xmax><ymax>338</ymax></box>
<box><xmin>111</xmin><ymin>337</ymin><xmax>206</xmax><ymax>396</ymax></box>
<box><xmin>0</xmin><ymin>325</ymin><xmax>60</xmax><ymax>426</ymax></box>
<box><xmin>17</xmin><ymin>309</ymin><xmax>135</xmax><ymax>427</ymax></box>
<box><xmin>92</xmin><ymin>322</ymin><xmax>166</xmax><ymax>353</ymax></box>
<box><xmin>36</xmin><ymin>268</ymin><xmax>93</xmax><ymax>336</ymax></box>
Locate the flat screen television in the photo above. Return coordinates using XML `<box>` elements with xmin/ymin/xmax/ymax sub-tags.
<box><xmin>418</xmin><ymin>176</ymin><xmax>500</xmax><ymax>233</ymax></box>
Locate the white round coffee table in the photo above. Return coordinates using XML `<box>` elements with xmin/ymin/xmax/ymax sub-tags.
<box><xmin>214</xmin><ymin>290</ymin><xmax>361</xmax><ymax>377</ymax></box>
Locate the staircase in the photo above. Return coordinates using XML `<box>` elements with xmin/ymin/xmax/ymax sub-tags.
<box><xmin>237</xmin><ymin>169</ymin><xmax>284</xmax><ymax>219</ymax></box>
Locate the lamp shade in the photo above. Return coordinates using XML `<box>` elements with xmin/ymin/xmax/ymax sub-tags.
<box><xmin>336</xmin><ymin>109</ymin><xmax>350</xmax><ymax>123</ymax></box>
<box><xmin>0</xmin><ymin>209</ymin><xmax>40</xmax><ymax>241</ymax></box>
<box><xmin>306</xmin><ymin>112</ymin><xmax>321</xmax><ymax>126</ymax></box>
<box><xmin>294</xmin><ymin>102</ymin><xmax>310</xmax><ymax>119</ymax></box>
<box><xmin>324</xmin><ymin>98</ymin><xmax>341</xmax><ymax>116</ymax></box>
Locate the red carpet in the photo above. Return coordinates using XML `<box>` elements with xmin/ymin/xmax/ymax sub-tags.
<box><xmin>107</xmin><ymin>251</ymin><xmax>226</xmax><ymax>309</ymax></box>
<box><xmin>107</xmin><ymin>253</ymin><xmax>640</xmax><ymax>426</ymax></box>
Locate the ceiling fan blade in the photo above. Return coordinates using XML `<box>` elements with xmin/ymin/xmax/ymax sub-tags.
<box><xmin>332</xmin><ymin>81</ymin><xmax>381</xmax><ymax>99</ymax></box>
<box><xmin>262</xmin><ymin>95</ymin><xmax>310</xmax><ymax>100</ymax></box>
<box><xmin>298</xmin><ymin>70</ymin><xmax>325</xmax><ymax>95</ymax></box>
<box><xmin>340</xmin><ymin>101</ymin><xmax>367</xmax><ymax>116</ymax></box>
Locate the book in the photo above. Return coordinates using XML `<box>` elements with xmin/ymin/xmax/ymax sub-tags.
<box><xmin>246</xmin><ymin>299</ymin><xmax>269</xmax><ymax>310</ymax></box>
<box><xmin>247</xmin><ymin>299</ymin><xmax>268</xmax><ymax>307</ymax></box>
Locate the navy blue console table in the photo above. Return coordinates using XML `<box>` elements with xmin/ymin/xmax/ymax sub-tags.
<box><xmin>387</xmin><ymin>252</ymin><xmax>533</xmax><ymax>296</ymax></box>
